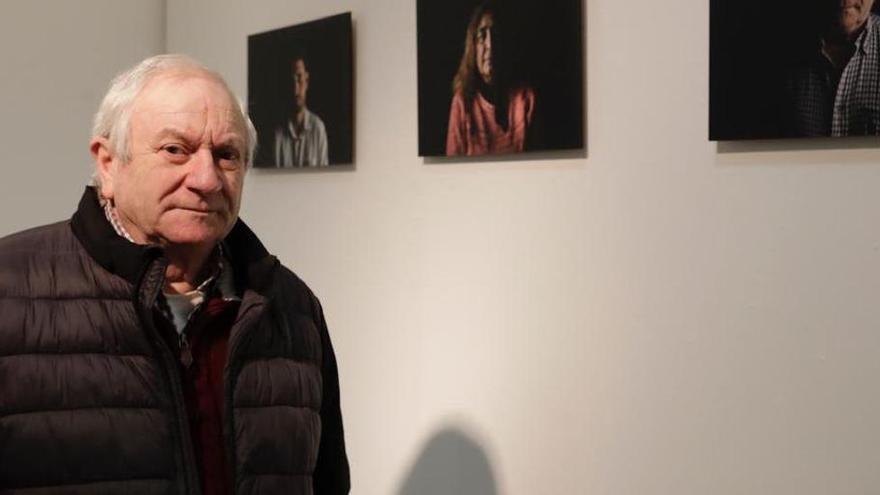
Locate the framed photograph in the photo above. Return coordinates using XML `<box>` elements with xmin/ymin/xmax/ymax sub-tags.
<box><xmin>248</xmin><ymin>13</ymin><xmax>353</xmax><ymax>167</ymax></box>
<box><xmin>710</xmin><ymin>0</ymin><xmax>880</xmax><ymax>140</ymax></box>
<box><xmin>417</xmin><ymin>0</ymin><xmax>584</xmax><ymax>157</ymax></box>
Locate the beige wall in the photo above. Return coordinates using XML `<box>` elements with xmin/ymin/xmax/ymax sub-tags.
<box><xmin>0</xmin><ymin>0</ymin><xmax>165</xmax><ymax>235</ymax></box>
<box><xmin>3</xmin><ymin>0</ymin><xmax>880</xmax><ymax>493</ymax></box>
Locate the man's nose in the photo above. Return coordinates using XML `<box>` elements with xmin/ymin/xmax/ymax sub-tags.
<box><xmin>185</xmin><ymin>148</ymin><xmax>223</xmax><ymax>193</ymax></box>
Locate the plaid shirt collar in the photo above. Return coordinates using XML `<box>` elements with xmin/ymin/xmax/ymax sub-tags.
<box><xmin>857</xmin><ymin>15</ymin><xmax>878</xmax><ymax>56</ymax></box>
<box><xmin>103</xmin><ymin>201</ymin><xmax>135</xmax><ymax>242</ymax></box>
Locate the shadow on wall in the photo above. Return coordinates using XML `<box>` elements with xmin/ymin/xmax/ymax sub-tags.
<box><xmin>397</xmin><ymin>427</ymin><xmax>499</xmax><ymax>495</ymax></box>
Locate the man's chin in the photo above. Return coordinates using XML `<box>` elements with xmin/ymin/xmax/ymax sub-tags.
<box><xmin>156</xmin><ymin>211</ymin><xmax>234</xmax><ymax>246</ymax></box>
<box><xmin>158</xmin><ymin>225</ymin><xmax>228</xmax><ymax>248</ymax></box>
<box><xmin>839</xmin><ymin>16</ymin><xmax>867</xmax><ymax>35</ymax></box>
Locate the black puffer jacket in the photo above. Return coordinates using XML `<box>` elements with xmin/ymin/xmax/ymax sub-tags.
<box><xmin>0</xmin><ymin>188</ymin><xmax>350</xmax><ymax>495</ymax></box>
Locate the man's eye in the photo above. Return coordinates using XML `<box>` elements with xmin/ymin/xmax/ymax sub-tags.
<box><xmin>162</xmin><ymin>145</ymin><xmax>187</xmax><ymax>155</ymax></box>
<box><xmin>216</xmin><ymin>148</ymin><xmax>241</xmax><ymax>162</ymax></box>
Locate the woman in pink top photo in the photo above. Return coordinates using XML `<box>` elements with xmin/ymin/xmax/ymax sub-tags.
<box><xmin>446</xmin><ymin>1</ymin><xmax>539</xmax><ymax>156</ymax></box>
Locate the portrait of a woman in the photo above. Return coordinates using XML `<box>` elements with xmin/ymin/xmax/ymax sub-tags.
<box><xmin>445</xmin><ymin>2</ymin><xmax>538</xmax><ymax>156</ymax></box>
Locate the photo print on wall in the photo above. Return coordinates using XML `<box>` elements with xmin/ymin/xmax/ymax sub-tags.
<box><xmin>417</xmin><ymin>0</ymin><xmax>584</xmax><ymax>157</ymax></box>
<box><xmin>248</xmin><ymin>13</ymin><xmax>353</xmax><ymax>167</ymax></box>
<box><xmin>710</xmin><ymin>0</ymin><xmax>880</xmax><ymax>140</ymax></box>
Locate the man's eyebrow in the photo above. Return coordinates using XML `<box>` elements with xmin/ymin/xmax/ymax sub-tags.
<box><xmin>153</xmin><ymin>127</ymin><xmax>195</xmax><ymax>142</ymax></box>
<box><xmin>152</xmin><ymin>128</ymin><xmax>244</xmax><ymax>148</ymax></box>
<box><xmin>214</xmin><ymin>135</ymin><xmax>246</xmax><ymax>150</ymax></box>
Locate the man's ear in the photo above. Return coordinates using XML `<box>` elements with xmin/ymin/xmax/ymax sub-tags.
<box><xmin>90</xmin><ymin>136</ymin><xmax>117</xmax><ymax>201</ymax></box>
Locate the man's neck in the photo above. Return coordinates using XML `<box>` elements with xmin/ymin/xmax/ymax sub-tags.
<box><xmin>294</xmin><ymin>107</ymin><xmax>307</xmax><ymax>131</ymax></box>
<box><xmin>105</xmin><ymin>203</ymin><xmax>218</xmax><ymax>294</ymax></box>
<box><xmin>163</xmin><ymin>243</ymin><xmax>217</xmax><ymax>295</ymax></box>
<box><xmin>822</xmin><ymin>23</ymin><xmax>864</xmax><ymax>70</ymax></box>
<box><xmin>828</xmin><ymin>15</ymin><xmax>870</xmax><ymax>44</ymax></box>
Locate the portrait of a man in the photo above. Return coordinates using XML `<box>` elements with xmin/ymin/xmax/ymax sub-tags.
<box><xmin>710</xmin><ymin>0</ymin><xmax>880</xmax><ymax>140</ymax></box>
<box><xmin>274</xmin><ymin>53</ymin><xmax>329</xmax><ymax>166</ymax></box>
<box><xmin>249</xmin><ymin>13</ymin><xmax>353</xmax><ymax>167</ymax></box>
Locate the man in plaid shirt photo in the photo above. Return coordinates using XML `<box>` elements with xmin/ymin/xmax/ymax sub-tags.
<box><xmin>785</xmin><ymin>0</ymin><xmax>880</xmax><ymax>136</ymax></box>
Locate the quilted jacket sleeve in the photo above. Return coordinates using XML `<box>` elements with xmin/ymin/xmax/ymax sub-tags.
<box><xmin>311</xmin><ymin>297</ymin><xmax>351</xmax><ymax>494</ymax></box>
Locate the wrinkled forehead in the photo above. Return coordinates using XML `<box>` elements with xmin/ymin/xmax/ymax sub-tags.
<box><xmin>134</xmin><ymin>107</ymin><xmax>245</xmax><ymax>135</ymax></box>
<box><xmin>131</xmin><ymin>72</ymin><xmax>247</xmax><ymax>139</ymax></box>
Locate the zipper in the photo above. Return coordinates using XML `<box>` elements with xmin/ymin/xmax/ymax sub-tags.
<box><xmin>134</xmin><ymin>254</ymin><xmax>202</xmax><ymax>495</ymax></box>
<box><xmin>179</xmin><ymin>332</ymin><xmax>193</xmax><ymax>369</ymax></box>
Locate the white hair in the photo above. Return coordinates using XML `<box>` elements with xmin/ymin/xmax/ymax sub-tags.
<box><xmin>90</xmin><ymin>54</ymin><xmax>257</xmax><ymax>185</ymax></box>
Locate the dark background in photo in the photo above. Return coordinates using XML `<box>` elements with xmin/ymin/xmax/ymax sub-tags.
<box><xmin>417</xmin><ymin>0</ymin><xmax>584</xmax><ymax>157</ymax></box>
<box><xmin>248</xmin><ymin>13</ymin><xmax>353</xmax><ymax>166</ymax></box>
<box><xmin>710</xmin><ymin>0</ymin><xmax>880</xmax><ymax>140</ymax></box>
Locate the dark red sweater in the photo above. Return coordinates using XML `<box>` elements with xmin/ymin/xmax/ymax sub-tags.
<box><xmin>155</xmin><ymin>296</ymin><xmax>241</xmax><ymax>495</ymax></box>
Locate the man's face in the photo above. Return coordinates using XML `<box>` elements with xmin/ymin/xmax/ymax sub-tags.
<box><xmin>292</xmin><ymin>59</ymin><xmax>309</xmax><ymax>111</ymax></box>
<box><xmin>837</xmin><ymin>0</ymin><xmax>876</xmax><ymax>36</ymax></box>
<box><xmin>96</xmin><ymin>73</ymin><xmax>247</xmax><ymax>249</ymax></box>
<box><xmin>475</xmin><ymin>13</ymin><xmax>494</xmax><ymax>85</ymax></box>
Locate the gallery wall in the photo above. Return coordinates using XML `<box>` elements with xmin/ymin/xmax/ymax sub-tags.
<box><xmin>3</xmin><ymin>0</ymin><xmax>880</xmax><ymax>493</ymax></box>
<box><xmin>165</xmin><ymin>1</ymin><xmax>880</xmax><ymax>493</ymax></box>
<box><xmin>0</xmin><ymin>0</ymin><xmax>165</xmax><ymax>236</ymax></box>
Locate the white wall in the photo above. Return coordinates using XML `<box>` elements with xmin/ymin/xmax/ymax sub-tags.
<box><xmin>4</xmin><ymin>0</ymin><xmax>880</xmax><ymax>493</ymax></box>
<box><xmin>0</xmin><ymin>0</ymin><xmax>165</xmax><ymax>235</ymax></box>
<box><xmin>167</xmin><ymin>0</ymin><xmax>880</xmax><ymax>494</ymax></box>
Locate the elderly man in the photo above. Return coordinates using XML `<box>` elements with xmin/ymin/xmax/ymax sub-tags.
<box><xmin>0</xmin><ymin>55</ymin><xmax>349</xmax><ymax>495</ymax></box>
<box><xmin>785</xmin><ymin>0</ymin><xmax>880</xmax><ymax>136</ymax></box>
<box><xmin>274</xmin><ymin>53</ymin><xmax>329</xmax><ymax>167</ymax></box>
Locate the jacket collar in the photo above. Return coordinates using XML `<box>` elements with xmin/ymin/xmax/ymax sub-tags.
<box><xmin>70</xmin><ymin>186</ymin><xmax>279</xmax><ymax>295</ymax></box>
<box><xmin>221</xmin><ymin>211</ymin><xmax>279</xmax><ymax>296</ymax></box>
<box><xmin>70</xmin><ymin>187</ymin><xmax>158</xmax><ymax>287</ymax></box>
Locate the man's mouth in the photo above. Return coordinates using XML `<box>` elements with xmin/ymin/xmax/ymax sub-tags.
<box><xmin>179</xmin><ymin>207</ymin><xmax>219</xmax><ymax>214</ymax></box>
